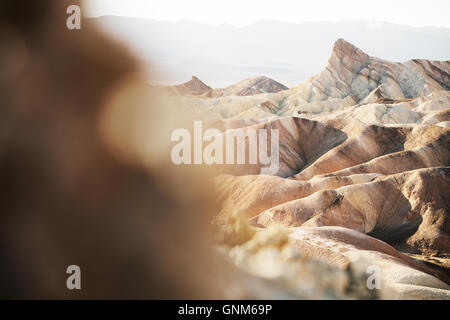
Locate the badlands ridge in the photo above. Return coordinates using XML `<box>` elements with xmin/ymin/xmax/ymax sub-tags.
<box><xmin>166</xmin><ymin>39</ymin><xmax>450</xmax><ymax>299</ymax></box>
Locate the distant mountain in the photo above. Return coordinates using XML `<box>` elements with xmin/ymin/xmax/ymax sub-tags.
<box><xmin>157</xmin><ymin>76</ymin><xmax>212</xmax><ymax>96</ymax></box>
<box><xmin>155</xmin><ymin>75</ymin><xmax>288</xmax><ymax>97</ymax></box>
<box><xmin>294</xmin><ymin>38</ymin><xmax>449</xmax><ymax>100</ymax></box>
<box><xmin>163</xmin><ymin>38</ymin><xmax>450</xmax><ymax>126</ymax></box>
<box><xmin>213</xmin><ymin>76</ymin><xmax>288</xmax><ymax>97</ymax></box>
<box><xmin>89</xmin><ymin>17</ymin><xmax>450</xmax><ymax>87</ymax></box>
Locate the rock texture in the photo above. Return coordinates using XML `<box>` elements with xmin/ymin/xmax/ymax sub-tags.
<box><xmin>252</xmin><ymin>167</ymin><xmax>450</xmax><ymax>256</ymax></box>
<box><xmin>287</xmin><ymin>227</ymin><xmax>450</xmax><ymax>299</ymax></box>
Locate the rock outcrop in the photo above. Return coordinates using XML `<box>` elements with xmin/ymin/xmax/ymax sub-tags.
<box><xmin>157</xmin><ymin>76</ymin><xmax>288</xmax><ymax>98</ymax></box>
<box><xmin>282</xmin><ymin>38</ymin><xmax>450</xmax><ymax>115</ymax></box>
<box><xmin>213</xmin><ymin>76</ymin><xmax>288</xmax><ymax>97</ymax></box>
<box><xmin>157</xmin><ymin>76</ymin><xmax>212</xmax><ymax>96</ymax></box>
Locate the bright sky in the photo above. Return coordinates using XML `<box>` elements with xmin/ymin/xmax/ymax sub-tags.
<box><xmin>84</xmin><ymin>0</ymin><xmax>450</xmax><ymax>28</ymax></box>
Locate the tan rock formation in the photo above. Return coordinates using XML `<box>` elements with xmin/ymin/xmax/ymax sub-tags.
<box><xmin>283</xmin><ymin>39</ymin><xmax>450</xmax><ymax>115</ymax></box>
<box><xmin>214</xmin><ymin>76</ymin><xmax>288</xmax><ymax>97</ymax></box>
<box><xmin>156</xmin><ymin>76</ymin><xmax>213</xmax><ymax>96</ymax></box>
<box><xmin>216</xmin><ymin>173</ymin><xmax>380</xmax><ymax>219</ymax></box>
<box><xmin>288</xmin><ymin>227</ymin><xmax>450</xmax><ymax>298</ymax></box>
<box><xmin>252</xmin><ymin>168</ymin><xmax>450</xmax><ymax>256</ymax></box>
<box><xmin>211</xmin><ymin>116</ymin><xmax>346</xmax><ymax>177</ymax></box>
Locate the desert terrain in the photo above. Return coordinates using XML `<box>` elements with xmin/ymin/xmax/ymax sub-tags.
<box><xmin>161</xmin><ymin>38</ymin><xmax>450</xmax><ymax>299</ymax></box>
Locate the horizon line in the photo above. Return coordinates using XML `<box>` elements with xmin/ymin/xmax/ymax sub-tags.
<box><xmin>85</xmin><ymin>15</ymin><xmax>450</xmax><ymax>30</ymax></box>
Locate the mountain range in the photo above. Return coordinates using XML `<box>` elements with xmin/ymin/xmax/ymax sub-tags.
<box><xmin>155</xmin><ymin>75</ymin><xmax>288</xmax><ymax>97</ymax></box>
<box><xmin>89</xmin><ymin>17</ymin><xmax>450</xmax><ymax>87</ymax></box>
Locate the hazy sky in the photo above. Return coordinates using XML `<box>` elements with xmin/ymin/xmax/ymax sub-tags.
<box><xmin>85</xmin><ymin>0</ymin><xmax>450</xmax><ymax>28</ymax></box>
